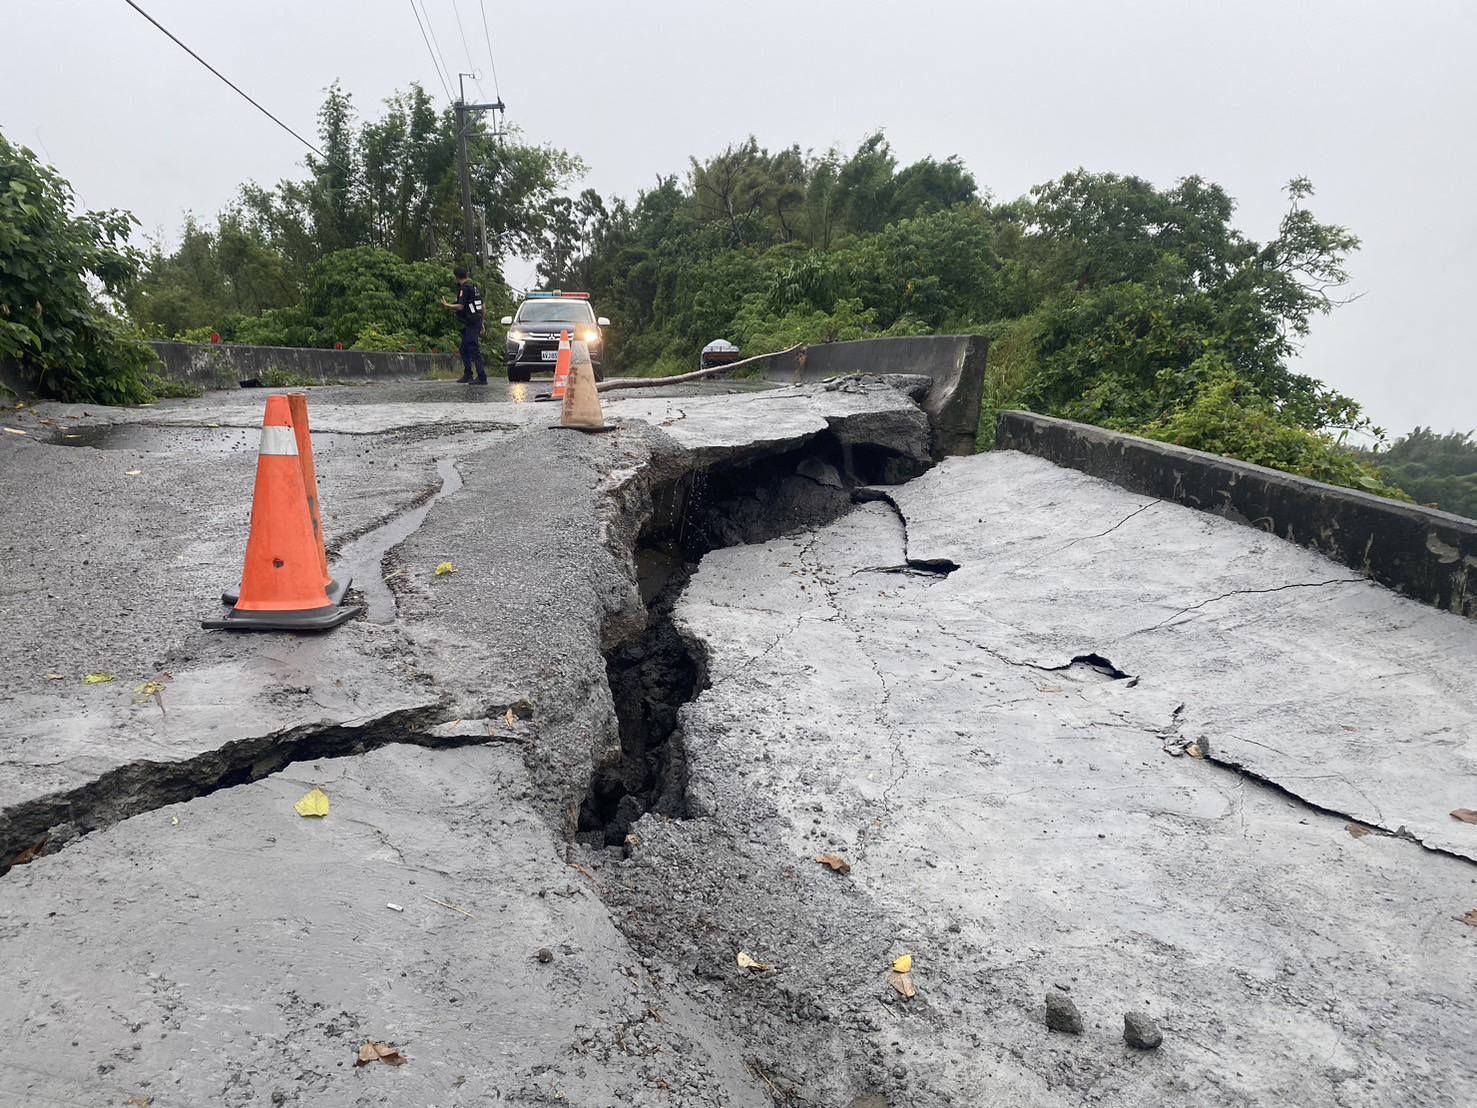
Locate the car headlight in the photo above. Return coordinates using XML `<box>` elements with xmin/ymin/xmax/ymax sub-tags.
<box><xmin>578</xmin><ymin>327</ymin><xmax>601</xmax><ymax>344</ymax></box>
<box><xmin>508</xmin><ymin>328</ymin><xmax>528</xmax><ymax>342</ymax></box>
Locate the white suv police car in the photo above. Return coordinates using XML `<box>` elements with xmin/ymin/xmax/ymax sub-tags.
<box><xmin>501</xmin><ymin>292</ymin><xmax>609</xmax><ymax>383</ymax></box>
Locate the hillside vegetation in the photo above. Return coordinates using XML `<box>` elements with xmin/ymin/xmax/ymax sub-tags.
<box><xmin>5</xmin><ymin>84</ymin><xmax>1474</xmax><ymax>515</ymax></box>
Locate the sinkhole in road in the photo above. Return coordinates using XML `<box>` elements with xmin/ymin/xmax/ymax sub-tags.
<box><xmin>577</xmin><ymin>431</ymin><xmax>929</xmax><ymax>847</ymax></box>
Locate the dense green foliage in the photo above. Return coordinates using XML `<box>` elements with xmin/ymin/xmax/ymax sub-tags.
<box><xmin>126</xmin><ymin>83</ymin><xmax>573</xmax><ymax>351</ymax></box>
<box><xmin>14</xmin><ymin>82</ymin><xmax>1465</xmax><ymax>506</ymax></box>
<box><xmin>542</xmin><ymin>139</ymin><xmax>1400</xmax><ymax>493</ymax></box>
<box><xmin>0</xmin><ymin>132</ymin><xmax>160</xmax><ymax>402</ymax></box>
<box><xmin>1367</xmin><ymin>428</ymin><xmax>1477</xmax><ymax>518</ymax></box>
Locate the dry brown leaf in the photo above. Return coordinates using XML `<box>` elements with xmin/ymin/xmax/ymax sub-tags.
<box><xmin>571</xmin><ymin>862</ymin><xmax>596</xmax><ymax>882</ymax></box>
<box><xmin>887</xmin><ymin>969</ymin><xmax>918</xmax><ymax>999</ymax></box>
<box><xmin>815</xmin><ymin>853</ymin><xmax>852</xmax><ymax>876</ymax></box>
<box><xmin>503</xmin><ymin>706</ymin><xmax>517</xmax><ymax>727</ymax></box>
<box><xmin>1456</xmin><ymin>909</ymin><xmax>1477</xmax><ymax>929</ymax></box>
<box><xmin>11</xmin><ymin>839</ymin><xmax>47</xmax><ymax>866</ymax></box>
<box><xmin>355</xmin><ymin>1041</ymin><xmax>407</xmax><ymax>1067</ymax></box>
<box><xmin>1450</xmin><ymin>809</ymin><xmax>1477</xmax><ymax>825</ymax></box>
<box><xmin>1345</xmin><ymin>823</ymin><xmax>1372</xmax><ymax>839</ymax></box>
<box><xmin>1186</xmin><ymin>743</ymin><xmax>1205</xmax><ymax>759</ymax></box>
<box><xmin>736</xmin><ymin>951</ymin><xmax>771</xmax><ymax>972</ymax></box>
<box><xmin>125</xmin><ymin>1097</ymin><xmax>153</xmax><ymax>1107</ymax></box>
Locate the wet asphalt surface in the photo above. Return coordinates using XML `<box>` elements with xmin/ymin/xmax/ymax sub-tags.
<box><xmin>1</xmin><ymin>379</ymin><xmax>1474</xmax><ymax>1106</ymax></box>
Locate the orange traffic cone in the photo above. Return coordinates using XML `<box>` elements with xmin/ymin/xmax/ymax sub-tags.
<box><xmin>550</xmin><ymin>331</ymin><xmax>573</xmax><ymax>399</ymax></box>
<box><xmin>220</xmin><ymin>393</ymin><xmax>349</xmax><ymax>607</ymax></box>
<box><xmin>203</xmin><ymin>395</ymin><xmax>359</xmax><ymax>631</ymax></box>
<box><xmin>559</xmin><ymin>339</ymin><xmax>606</xmax><ymax>431</ymax></box>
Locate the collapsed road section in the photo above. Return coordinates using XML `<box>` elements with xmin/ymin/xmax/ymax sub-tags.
<box><xmin>0</xmin><ymin>375</ymin><xmax>937</xmax><ymax>1106</ymax></box>
<box><xmin>2</xmin><ymin>373</ymin><xmax>1474</xmax><ymax>1106</ymax></box>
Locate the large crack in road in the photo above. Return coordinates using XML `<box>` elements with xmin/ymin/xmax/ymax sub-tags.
<box><xmin>3</xmin><ymin>380</ymin><xmax>1475</xmax><ymax>1107</ymax></box>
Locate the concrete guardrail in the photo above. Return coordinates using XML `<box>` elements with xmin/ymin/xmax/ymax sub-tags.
<box><xmin>750</xmin><ymin>335</ymin><xmax>989</xmax><ymax>459</ymax></box>
<box><xmin>147</xmin><ymin>341</ymin><xmax>459</xmax><ymax>389</ymax></box>
<box><xmin>996</xmin><ymin>410</ymin><xmax>1476</xmax><ymax>619</ymax></box>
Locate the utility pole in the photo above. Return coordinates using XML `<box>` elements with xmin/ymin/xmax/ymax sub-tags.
<box><xmin>455</xmin><ymin>73</ymin><xmax>505</xmax><ymax>266</ymax></box>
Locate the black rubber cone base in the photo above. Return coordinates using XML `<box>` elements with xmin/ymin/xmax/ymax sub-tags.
<box><xmin>223</xmin><ymin>576</ymin><xmax>350</xmax><ymax>608</ymax></box>
<box><xmin>202</xmin><ymin>600</ymin><xmax>361</xmax><ymax>632</ymax></box>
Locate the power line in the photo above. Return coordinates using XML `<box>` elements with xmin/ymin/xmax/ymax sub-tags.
<box><xmin>448</xmin><ymin>1</ymin><xmax>486</xmax><ymax>99</ymax></box>
<box><xmin>477</xmin><ymin>0</ymin><xmax>503</xmax><ymax>103</ymax></box>
<box><xmin>120</xmin><ymin>0</ymin><xmax>326</xmax><ymax>159</ymax></box>
<box><xmin>408</xmin><ymin>0</ymin><xmax>453</xmax><ymax>100</ymax></box>
<box><xmin>417</xmin><ymin>0</ymin><xmax>457</xmax><ymax>100</ymax></box>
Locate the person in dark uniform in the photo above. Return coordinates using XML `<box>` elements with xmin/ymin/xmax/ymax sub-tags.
<box><xmin>441</xmin><ymin>266</ymin><xmax>486</xmax><ymax>384</ymax></box>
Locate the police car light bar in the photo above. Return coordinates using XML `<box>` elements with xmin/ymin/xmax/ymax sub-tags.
<box><xmin>524</xmin><ymin>290</ymin><xmax>590</xmax><ymax>299</ymax></box>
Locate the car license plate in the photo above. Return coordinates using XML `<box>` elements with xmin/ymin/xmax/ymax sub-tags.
<box><xmin>541</xmin><ymin>350</ymin><xmax>559</xmax><ymax>361</ymax></box>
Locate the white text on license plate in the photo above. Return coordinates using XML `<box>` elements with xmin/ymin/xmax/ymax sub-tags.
<box><xmin>541</xmin><ymin>350</ymin><xmax>559</xmax><ymax>361</ymax></box>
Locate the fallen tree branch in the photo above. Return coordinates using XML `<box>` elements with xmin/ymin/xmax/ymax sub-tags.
<box><xmin>596</xmin><ymin>343</ymin><xmax>806</xmax><ymax>392</ymax></box>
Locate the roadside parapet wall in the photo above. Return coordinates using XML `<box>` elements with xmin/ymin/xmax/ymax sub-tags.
<box><xmin>147</xmin><ymin>341</ymin><xmax>458</xmax><ymax>389</ymax></box>
<box><xmin>996</xmin><ymin>410</ymin><xmax>1476</xmax><ymax>619</ymax></box>
<box><xmin>750</xmin><ymin>335</ymin><xmax>989</xmax><ymax>459</ymax></box>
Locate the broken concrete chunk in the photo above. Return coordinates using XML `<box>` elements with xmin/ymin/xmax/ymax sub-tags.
<box><xmin>1044</xmin><ymin>991</ymin><xmax>1083</xmax><ymax>1034</ymax></box>
<box><xmin>1123</xmin><ymin>1011</ymin><xmax>1163</xmax><ymax>1050</ymax></box>
<box><xmin>795</xmin><ymin>456</ymin><xmax>844</xmax><ymax>488</ymax></box>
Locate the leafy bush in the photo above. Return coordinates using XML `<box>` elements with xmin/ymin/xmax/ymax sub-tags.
<box><xmin>0</xmin><ymin>131</ymin><xmax>160</xmax><ymax>403</ymax></box>
<box><xmin>1142</xmin><ymin>365</ymin><xmax>1408</xmax><ymax>498</ymax></box>
<box><xmin>1369</xmin><ymin>428</ymin><xmax>1477</xmax><ymax>519</ymax></box>
<box><xmin>349</xmin><ymin>325</ymin><xmax>416</xmax><ymax>352</ymax></box>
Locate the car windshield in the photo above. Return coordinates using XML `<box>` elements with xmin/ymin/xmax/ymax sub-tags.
<box><xmin>516</xmin><ymin>300</ymin><xmax>595</xmax><ymax>323</ymax></box>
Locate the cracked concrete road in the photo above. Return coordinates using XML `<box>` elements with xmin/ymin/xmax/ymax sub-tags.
<box><xmin>0</xmin><ymin>376</ymin><xmax>933</xmax><ymax>1106</ymax></box>
<box><xmin>642</xmin><ymin>451</ymin><xmax>1477</xmax><ymax>1106</ymax></box>
<box><xmin>2</xmin><ymin>379</ymin><xmax>1474</xmax><ymax>1107</ymax></box>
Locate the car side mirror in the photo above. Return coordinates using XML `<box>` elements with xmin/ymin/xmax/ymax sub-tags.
<box><xmin>597</xmin><ymin>316</ymin><xmax>610</xmax><ymax>327</ymax></box>
<box><xmin>500</xmin><ymin>316</ymin><xmax>513</xmax><ymax>326</ymax></box>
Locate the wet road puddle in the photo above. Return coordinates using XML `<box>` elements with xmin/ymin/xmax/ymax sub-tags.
<box><xmin>335</xmin><ymin>457</ymin><xmax>464</xmax><ymax>623</ymax></box>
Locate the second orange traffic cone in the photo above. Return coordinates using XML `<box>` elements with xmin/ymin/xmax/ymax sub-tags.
<box><xmin>549</xmin><ymin>331</ymin><xmax>573</xmax><ymax>399</ymax></box>
<box><xmin>203</xmin><ymin>395</ymin><xmax>359</xmax><ymax>631</ymax></box>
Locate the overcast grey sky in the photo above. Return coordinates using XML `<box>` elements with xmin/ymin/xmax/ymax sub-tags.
<box><xmin>4</xmin><ymin>0</ymin><xmax>1474</xmax><ymax>434</ymax></box>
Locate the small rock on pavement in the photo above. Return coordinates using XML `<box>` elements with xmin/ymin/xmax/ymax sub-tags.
<box><xmin>1044</xmin><ymin>991</ymin><xmax>1083</xmax><ymax>1034</ymax></box>
<box><xmin>536</xmin><ymin>947</ymin><xmax>554</xmax><ymax>964</ymax></box>
<box><xmin>1123</xmin><ymin>1011</ymin><xmax>1163</xmax><ymax>1050</ymax></box>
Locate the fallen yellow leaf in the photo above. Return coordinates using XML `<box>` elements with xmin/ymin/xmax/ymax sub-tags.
<box><xmin>892</xmin><ymin>953</ymin><xmax>913</xmax><ymax>973</ymax></box>
<box><xmin>736</xmin><ymin>951</ymin><xmax>771</xmax><ymax>972</ymax></box>
<box><xmin>354</xmin><ymin>1041</ymin><xmax>407</xmax><ymax>1067</ymax></box>
<box><xmin>294</xmin><ymin>787</ymin><xmax>331</xmax><ymax>818</ymax></box>
<box><xmin>83</xmin><ymin>672</ymin><xmax>115</xmax><ymax>685</ymax></box>
<box><xmin>435</xmin><ymin>561</ymin><xmax>457</xmax><ymax>576</ymax></box>
<box><xmin>135</xmin><ymin>680</ymin><xmax>167</xmax><ymax>702</ymax></box>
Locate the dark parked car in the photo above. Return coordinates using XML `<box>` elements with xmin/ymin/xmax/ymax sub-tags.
<box><xmin>501</xmin><ymin>292</ymin><xmax>609</xmax><ymax>383</ymax></box>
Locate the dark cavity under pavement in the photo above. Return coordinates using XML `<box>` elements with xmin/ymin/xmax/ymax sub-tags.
<box><xmin>578</xmin><ymin>428</ymin><xmax>931</xmax><ymax>847</ymax></box>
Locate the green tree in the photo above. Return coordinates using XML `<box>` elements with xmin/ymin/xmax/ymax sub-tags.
<box><xmin>130</xmin><ymin>83</ymin><xmax>579</xmax><ymax>340</ymax></box>
<box><xmin>0</xmin><ymin>131</ymin><xmax>159</xmax><ymax>403</ymax></box>
<box><xmin>1370</xmin><ymin>428</ymin><xmax>1477</xmax><ymax>518</ymax></box>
